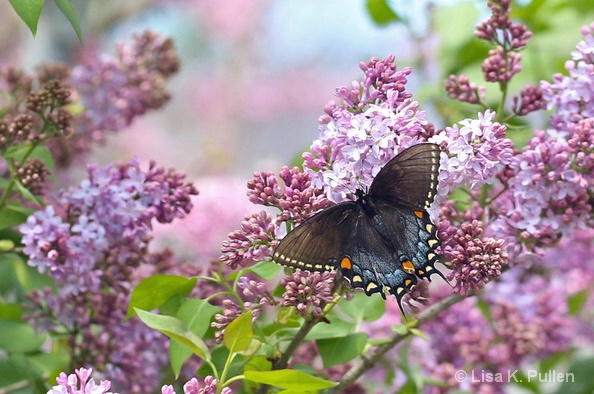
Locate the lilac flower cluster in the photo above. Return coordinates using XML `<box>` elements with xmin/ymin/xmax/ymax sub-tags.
<box><xmin>21</xmin><ymin>158</ymin><xmax>197</xmax><ymax>293</ymax></box>
<box><xmin>493</xmin><ymin>126</ymin><xmax>593</xmax><ymax>250</ymax></box>
<box><xmin>303</xmin><ymin>56</ymin><xmax>430</xmax><ymax>203</ymax></box>
<box><xmin>280</xmin><ymin>271</ymin><xmax>335</xmax><ymax>318</ymax></box>
<box><xmin>445</xmin><ymin>0</ymin><xmax>544</xmax><ymax>116</ymax></box>
<box><xmin>421</xmin><ymin>286</ymin><xmax>572</xmax><ymax>394</ymax></box>
<box><xmin>162</xmin><ymin>376</ymin><xmax>232</xmax><ymax>394</ymax></box>
<box><xmin>56</xmin><ymin>31</ymin><xmax>179</xmax><ymax>165</ymax></box>
<box><xmin>430</xmin><ymin>110</ymin><xmax>513</xmax><ymax>200</ymax></box>
<box><xmin>21</xmin><ymin>159</ymin><xmax>197</xmax><ymax>392</ymax></box>
<box><xmin>47</xmin><ymin>368</ymin><xmax>230</xmax><ymax>394</ymax></box>
<box><xmin>47</xmin><ymin>368</ymin><xmax>114</xmax><ymax>394</ymax></box>
<box><xmin>541</xmin><ymin>22</ymin><xmax>594</xmax><ymax>130</ymax></box>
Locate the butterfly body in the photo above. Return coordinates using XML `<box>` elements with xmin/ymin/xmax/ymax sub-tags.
<box><xmin>273</xmin><ymin>143</ymin><xmax>445</xmax><ymax>313</ymax></box>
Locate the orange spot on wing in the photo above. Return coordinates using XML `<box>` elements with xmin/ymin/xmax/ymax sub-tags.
<box><xmin>405</xmin><ymin>279</ymin><xmax>413</xmax><ymax>287</ymax></box>
<box><xmin>402</xmin><ymin>260</ymin><xmax>415</xmax><ymax>274</ymax></box>
<box><xmin>413</xmin><ymin>210</ymin><xmax>424</xmax><ymax>219</ymax></box>
<box><xmin>340</xmin><ymin>257</ymin><xmax>352</xmax><ymax>270</ymax></box>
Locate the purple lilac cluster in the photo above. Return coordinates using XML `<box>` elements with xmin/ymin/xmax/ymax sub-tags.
<box><xmin>220</xmin><ymin>166</ymin><xmax>331</xmax><ymax>269</ymax></box>
<box><xmin>21</xmin><ymin>158</ymin><xmax>197</xmax><ymax>293</ymax></box>
<box><xmin>21</xmin><ymin>159</ymin><xmax>197</xmax><ymax>392</ymax></box>
<box><xmin>420</xmin><ymin>286</ymin><xmax>572</xmax><ymax>394</ymax></box>
<box><xmin>303</xmin><ymin>56</ymin><xmax>430</xmax><ymax>203</ymax></box>
<box><xmin>541</xmin><ymin>22</ymin><xmax>594</xmax><ymax>130</ymax></box>
<box><xmin>490</xmin><ymin>22</ymin><xmax>594</xmax><ymax>249</ymax></box>
<box><xmin>63</xmin><ymin>31</ymin><xmax>179</xmax><ymax>164</ymax></box>
<box><xmin>430</xmin><ymin>110</ymin><xmax>513</xmax><ymax>200</ymax></box>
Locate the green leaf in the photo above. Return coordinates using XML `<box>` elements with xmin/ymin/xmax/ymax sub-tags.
<box><xmin>170</xmin><ymin>299</ymin><xmax>220</xmax><ymax>378</ymax></box>
<box><xmin>247</xmin><ymin>260</ymin><xmax>281</xmax><ymax>280</ymax></box>
<box><xmin>0</xmin><ymin>303</ymin><xmax>22</xmax><ymax>321</ymax></box>
<box><xmin>568</xmin><ymin>290</ymin><xmax>588</xmax><ymax>315</ymax></box>
<box><xmin>224</xmin><ymin>311</ymin><xmax>253</xmax><ymax>352</ymax></box>
<box><xmin>0</xmin><ymin>202</ymin><xmax>35</xmax><ymax>231</ymax></box>
<box><xmin>338</xmin><ymin>292</ymin><xmax>385</xmax><ymax>322</ymax></box>
<box><xmin>245</xmin><ymin>370</ymin><xmax>338</xmax><ymax>391</ymax></box>
<box><xmin>554</xmin><ymin>356</ymin><xmax>594</xmax><ymax>394</ymax></box>
<box><xmin>0</xmin><ymin>253</ymin><xmax>33</xmax><ymax>297</ymax></box>
<box><xmin>366</xmin><ymin>0</ymin><xmax>400</xmax><ymax>26</ymax></box>
<box><xmin>52</xmin><ymin>0</ymin><xmax>83</xmax><ymax>42</ymax></box>
<box><xmin>0</xmin><ymin>318</ymin><xmax>46</xmax><ymax>352</ymax></box>
<box><xmin>135</xmin><ymin>308</ymin><xmax>210</xmax><ymax>360</ymax></box>
<box><xmin>126</xmin><ymin>275</ymin><xmax>197</xmax><ymax>319</ymax></box>
<box><xmin>316</xmin><ymin>332</ymin><xmax>368</xmax><ymax>368</ymax></box>
<box><xmin>306</xmin><ymin>316</ymin><xmax>355</xmax><ymax>340</ymax></box>
<box><xmin>9</xmin><ymin>0</ymin><xmax>45</xmax><ymax>36</ymax></box>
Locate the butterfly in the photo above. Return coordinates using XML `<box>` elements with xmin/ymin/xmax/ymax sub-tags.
<box><xmin>273</xmin><ymin>143</ymin><xmax>446</xmax><ymax>314</ymax></box>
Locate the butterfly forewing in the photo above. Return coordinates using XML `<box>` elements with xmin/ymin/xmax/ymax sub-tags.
<box><xmin>369</xmin><ymin>143</ymin><xmax>441</xmax><ymax>210</ymax></box>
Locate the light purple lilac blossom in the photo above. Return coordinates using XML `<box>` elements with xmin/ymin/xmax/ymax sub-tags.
<box><xmin>20</xmin><ymin>158</ymin><xmax>197</xmax><ymax>295</ymax></box>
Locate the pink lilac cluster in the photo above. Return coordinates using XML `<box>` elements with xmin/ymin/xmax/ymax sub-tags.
<box><xmin>220</xmin><ymin>166</ymin><xmax>331</xmax><ymax>269</ymax></box>
<box><xmin>436</xmin><ymin>201</ymin><xmax>508</xmax><ymax>295</ymax></box>
<box><xmin>162</xmin><ymin>376</ymin><xmax>232</xmax><ymax>394</ymax></box>
<box><xmin>47</xmin><ymin>368</ymin><xmax>114</xmax><ymax>394</ymax></box>
<box><xmin>20</xmin><ymin>158</ymin><xmax>197</xmax><ymax>293</ymax></box>
<box><xmin>430</xmin><ymin>109</ymin><xmax>513</xmax><ymax>200</ymax></box>
<box><xmin>446</xmin><ymin>0</ymin><xmax>543</xmax><ymax>116</ymax></box>
<box><xmin>67</xmin><ymin>31</ymin><xmax>179</xmax><ymax>160</ymax></box>
<box><xmin>541</xmin><ymin>22</ymin><xmax>594</xmax><ymax>130</ymax></box>
<box><xmin>280</xmin><ymin>271</ymin><xmax>335</xmax><ymax>318</ymax></box>
<box><xmin>302</xmin><ymin>56</ymin><xmax>430</xmax><ymax>203</ymax></box>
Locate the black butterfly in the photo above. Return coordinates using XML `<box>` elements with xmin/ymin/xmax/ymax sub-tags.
<box><xmin>273</xmin><ymin>143</ymin><xmax>446</xmax><ymax>314</ymax></box>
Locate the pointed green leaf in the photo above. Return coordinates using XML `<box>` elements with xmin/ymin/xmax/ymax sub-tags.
<box><xmin>53</xmin><ymin>0</ymin><xmax>83</xmax><ymax>42</ymax></box>
<box><xmin>170</xmin><ymin>299</ymin><xmax>220</xmax><ymax>378</ymax></box>
<box><xmin>409</xmin><ymin>328</ymin><xmax>428</xmax><ymax>341</ymax></box>
<box><xmin>245</xmin><ymin>370</ymin><xmax>338</xmax><ymax>390</ymax></box>
<box><xmin>316</xmin><ymin>332</ymin><xmax>368</xmax><ymax>368</ymax></box>
<box><xmin>126</xmin><ymin>275</ymin><xmax>197</xmax><ymax>319</ymax></box>
<box><xmin>224</xmin><ymin>311</ymin><xmax>253</xmax><ymax>352</ymax></box>
<box><xmin>135</xmin><ymin>308</ymin><xmax>210</xmax><ymax>360</ymax></box>
<box><xmin>9</xmin><ymin>0</ymin><xmax>45</xmax><ymax>36</ymax></box>
<box><xmin>247</xmin><ymin>260</ymin><xmax>281</xmax><ymax>280</ymax></box>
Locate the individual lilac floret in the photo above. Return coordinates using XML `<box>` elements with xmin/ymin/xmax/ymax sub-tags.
<box><xmin>280</xmin><ymin>271</ymin><xmax>335</xmax><ymax>318</ymax></box>
<box><xmin>47</xmin><ymin>367</ymin><xmax>115</xmax><ymax>394</ymax></box>
<box><xmin>430</xmin><ymin>110</ymin><xmax>513</xmax><ymax>201</ymax></box>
